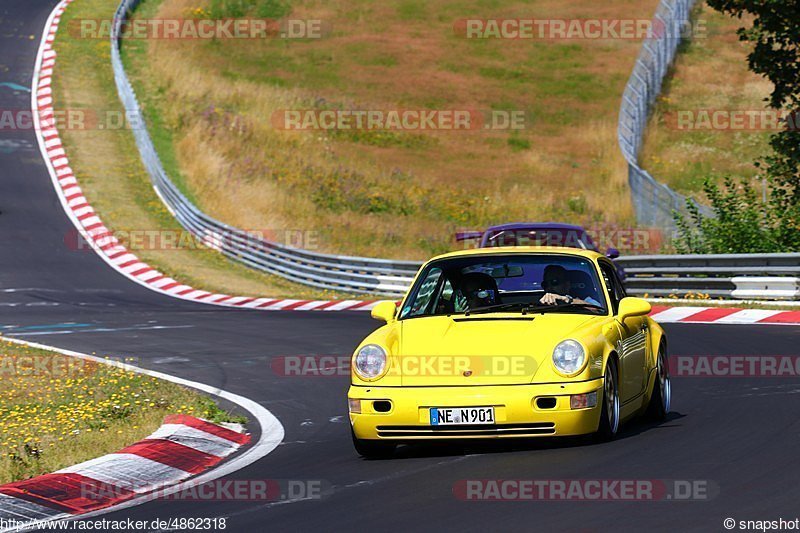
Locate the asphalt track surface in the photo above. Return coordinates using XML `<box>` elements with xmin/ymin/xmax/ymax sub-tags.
<box><xmin>2</xmin><ymin>1</ymin><xmax>800</xmax><ymax>531</ymax></box>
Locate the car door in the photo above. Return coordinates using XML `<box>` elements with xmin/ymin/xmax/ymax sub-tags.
<box><xmin>599</xmin><ymin>261</ymin><xmax>647</xmax><ymax>403</ymax></box>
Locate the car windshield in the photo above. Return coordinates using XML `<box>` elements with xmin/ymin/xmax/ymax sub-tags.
<box><xmin>399</xmin><ymin>254</ymin><xmax>608</xmax><ymax>319</ymax></box>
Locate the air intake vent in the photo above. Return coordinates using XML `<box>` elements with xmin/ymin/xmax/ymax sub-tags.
<box><xmin>376</xmin><ymin>422</ymin><xmax>555</xmax><ymax>438</ymax></box>
<box><xmin>373</xmin><ymin>400</ymin><xmax>392</xmax><ymax>413</ymax></box>
<box><xmin>536</xmin><ymin>397</ymin><xmax>557</xmax><ymax>409</ymax></box>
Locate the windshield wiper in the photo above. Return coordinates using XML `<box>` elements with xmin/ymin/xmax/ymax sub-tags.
<box><xmin>567</xmin><ymin>302</ymin><xmax>605</xmax><ymax>311</ymax></box>
<box><xmin>523</xmin><ymin>302</ymin><xmax>605</xmax><ymax>314</ymax></box>
<box><xmin>459</xmin><ymin>301</ymin><xmax>606</xmax><ymax>317</ymax></box>
<box><xmin>462</xmin><ymin>303</ymin><xmax>527</xmax><ymax>316</ymax></box>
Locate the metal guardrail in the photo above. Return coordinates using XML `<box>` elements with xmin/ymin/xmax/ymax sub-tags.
<box><xmin>617</xmin><ymin>254</ymin><xmax>800</xmax><ymax>299</ymax></box>
<box><xmin>617</xmin><ymin>0</ymin><xmax>713</xmax><ymax>229</ymax></box>
<box><xmin>110</xmin><ymin>0</ymin><xmax>421</xmax><ymax>297</ymax></box>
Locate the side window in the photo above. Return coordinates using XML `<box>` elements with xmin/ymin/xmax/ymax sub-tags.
<box><xmin>432</xmin><ymin>278</ymin><xmax>455</xmax><ymax>315</ymax></box>
<box><xmin>441</xmin><ymin>278</ymin><xmax>454</xmax><ymax>300</ymax></box>
<box><xmin>404</xmin><ymin>267</ymin><xmax>442</xmax><ymax>318</ymax></box>
<box><xmin>599</xmin><ymin>262</ymin><xmax>625</xmax><ymax>313</ymax></box>
<box><xmin>612</xmin><ymin>268</ymin><xmax>628</xmax><ymax>299</ymax></box>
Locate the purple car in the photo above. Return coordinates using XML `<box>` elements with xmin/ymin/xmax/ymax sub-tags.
<box><xmin>456</xmin><ymin>222</ymin><xmax>626</xmax><ymax>280</ymax></box>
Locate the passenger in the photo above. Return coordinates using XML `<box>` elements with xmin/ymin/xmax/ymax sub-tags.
<box><xmin>540</xmin><ymin>265</ymin><xmax>601</xmax><ymax>307</ymax></box>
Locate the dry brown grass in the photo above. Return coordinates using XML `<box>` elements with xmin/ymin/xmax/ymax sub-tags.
<box><xmin>125</xmin><ymin>0</ymin><xmax>663</xmax><ymax>260</ymax></box>
<box><xmin>639</xmin><ymin>3</ymin><xmax>773</xmax><ymax>196</ymax></box>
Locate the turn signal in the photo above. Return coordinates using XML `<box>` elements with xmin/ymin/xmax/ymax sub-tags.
<box><xmin>348</xmin><ymin>399</ymin><xmax>361</xmax><ymax>414</ymax></box>
<box><xmin>570</xmin><ymin>392</ymin><xmax>598</xmax><ymax>410</ymax></box>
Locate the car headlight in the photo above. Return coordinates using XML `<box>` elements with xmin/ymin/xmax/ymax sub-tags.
<box><xmin>552</xmin><ymin>340</ymin><xmax>586</xmax><ymax>375</ymax></box>
<box><xmin>353</xmin><ymin>344</ymin><xmax>388</xmax><ymax>380</ymax></box>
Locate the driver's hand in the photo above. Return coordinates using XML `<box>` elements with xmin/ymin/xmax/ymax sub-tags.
<box><xmin>540</xmin><ymin>293</ymin><xmax>567</xmax><ymax>305</ymax></box>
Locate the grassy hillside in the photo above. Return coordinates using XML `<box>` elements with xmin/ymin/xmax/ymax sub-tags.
<box><xmin>124</xmin><ymin>0</ymin><xmax>665</xmax><ymax>260</ymax></box>
<box><xmin>640</xmin><ymin>3</ymin><xmax>772</xmax><ymax>196</ymax></box>
<box><xmin>53</xmin><ymin>0</ymin><xmax>349</xmax><ymax>299</ymax></box>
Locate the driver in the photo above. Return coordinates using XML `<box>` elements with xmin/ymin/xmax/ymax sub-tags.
<box><xmin>540</xmin><ymin>265</ymin><xmax>601</xmax><ymax>307</ymax></box>
<box><xmin>460</xmin><ymin>272</ymin><xmax>499</xmax><ymax>310</ymax></box>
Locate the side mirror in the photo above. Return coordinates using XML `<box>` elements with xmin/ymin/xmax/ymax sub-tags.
<box><xmin>606</xmin><ymin>247</ymin><xmax>620</xmax><ymax>259</ymax></box>
<box><xmin>371</xmin><ymin>301</ymin><xmax>398</xmax><ymax>323</ymax></box>
<box><xmin>617</xmin><ymin>297</ymin><xmax>651</xmax><ymax>322</ymax></box>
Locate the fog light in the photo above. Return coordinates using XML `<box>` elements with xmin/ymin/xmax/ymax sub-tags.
<box><xmin>570</xmin><ymin>392</ymin><xmax>598</xmax><ymax>410</ymax></box>
<box><xmin>348</xmin><ymin>399</ymin><xmax>361</xmax><ymax>414</ymax></box>
<box><xmin>372</xmin><ymin>400</ymin><xmax>392</xmax><ymax>413</ymax></box>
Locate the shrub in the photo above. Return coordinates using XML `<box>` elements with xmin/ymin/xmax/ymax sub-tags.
<box><xmin>674</xmin><ymin>177</ymin><xmax>781</xmax><ymax>253</ymax></box>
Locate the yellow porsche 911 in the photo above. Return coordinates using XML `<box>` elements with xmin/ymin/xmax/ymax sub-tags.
<box><xmin>348</xmin><ymin>247</ymin><xmax>671</xmax><ymax>458</ymax></box>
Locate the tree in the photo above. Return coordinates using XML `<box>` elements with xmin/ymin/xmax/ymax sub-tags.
<box><xmin>676</xmin><ymin>0</ymin><xmax>800</xmax><ymax>252</ymax></box>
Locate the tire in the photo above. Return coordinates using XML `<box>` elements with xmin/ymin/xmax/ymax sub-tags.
<box><xmin>351</xmin><ymin>428</ymin><xmax>395</xmax><ymax>459</ymax></box>
<box><xmin>595</xmin><ymin>356</ymin><xmax>620</xmax><ymax>442</ymax></box>
<box><xmin>645</xmin><ymin>343</ymin><xmax>671</xmax><ymax>421</ymax></box>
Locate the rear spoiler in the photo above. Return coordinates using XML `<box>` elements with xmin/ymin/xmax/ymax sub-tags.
<box><xmin>455</xmin><ymin>231</ymin><xmax>483</xmax><ymax>242</ymax></box>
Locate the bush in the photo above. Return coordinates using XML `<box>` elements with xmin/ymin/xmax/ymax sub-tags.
<box><xmin>673</xmin><ymin>177</ymin><xmax>781</xmax><ymax>254</ymax></box>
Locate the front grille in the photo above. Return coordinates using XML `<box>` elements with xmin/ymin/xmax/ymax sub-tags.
<box><xmin>376</xmin><ymin>422</ymin><xmax>556</xmax><ymax>438</ymax></box>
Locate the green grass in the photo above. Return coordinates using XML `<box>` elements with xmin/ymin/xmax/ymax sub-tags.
<box><xmin>506</xmin><ymin>135</ymin><xmax>530</xmax><ymax>151</ymax></box>
<box><xmin>0</xmin><ymin>339</ymin><xmax>243</xmax><ymax>483</ymax></box>
<box><xmin>207</xmin><ymin>0</ymin><xmax>291</xmax><ymax>18</ymax></box>
<box><xmin>396</xmin><ymin>0</ymin><xmax>428</xmax><ymax>21</ymax></box>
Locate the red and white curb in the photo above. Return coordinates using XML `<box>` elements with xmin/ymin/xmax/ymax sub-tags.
<box><xmin>0</xmin><ymin>415</ymin><xmax>248</xmax><ymax>529</ymax></box>
<box><xmin>649</xmin><ymin>305</ymin><xmax>800</xmax><ymax>325</ymax></box>
<box><xmin>0</xmin><ymin>337</ymin><xmax>284</xmax><ymax>531</ymax></box>
<box><xmin>32</xmin><ymin>2</ymin><xmax>378</xmax><ymax>312</ymax></box>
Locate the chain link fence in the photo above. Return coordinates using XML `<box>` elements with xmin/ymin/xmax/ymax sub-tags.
<box><xmin>618</xmin><ymin>0</ymin><xmax>712</xmax><ymax>229</ymax></box>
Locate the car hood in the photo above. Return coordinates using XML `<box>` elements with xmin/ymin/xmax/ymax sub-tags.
<box><xmin>396</xmin><ymin>313</ymin><xmax>595</xmax><ymax>386</ymax></box>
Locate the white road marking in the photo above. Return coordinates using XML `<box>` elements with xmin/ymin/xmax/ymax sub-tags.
<box><xmin>0</xmin><ymin>337</ymin><xmax>284</xmax><ymax>530</ymax></box>
<box><xmin>4</xmin><ymin>325</ymin><xmax>195</xmax><ymax>336</ymax></box>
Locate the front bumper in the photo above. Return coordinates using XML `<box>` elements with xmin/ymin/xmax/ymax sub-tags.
<box><xmin>348</xmin><ymin>378</ymin><xmax>604</xmax><ymax>440</ymax></box>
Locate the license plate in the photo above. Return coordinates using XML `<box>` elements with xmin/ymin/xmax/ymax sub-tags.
<box><xmin>430</xmin><ymin>407</ymin><xmax>495</xmax><ymax>426</ymax></box>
